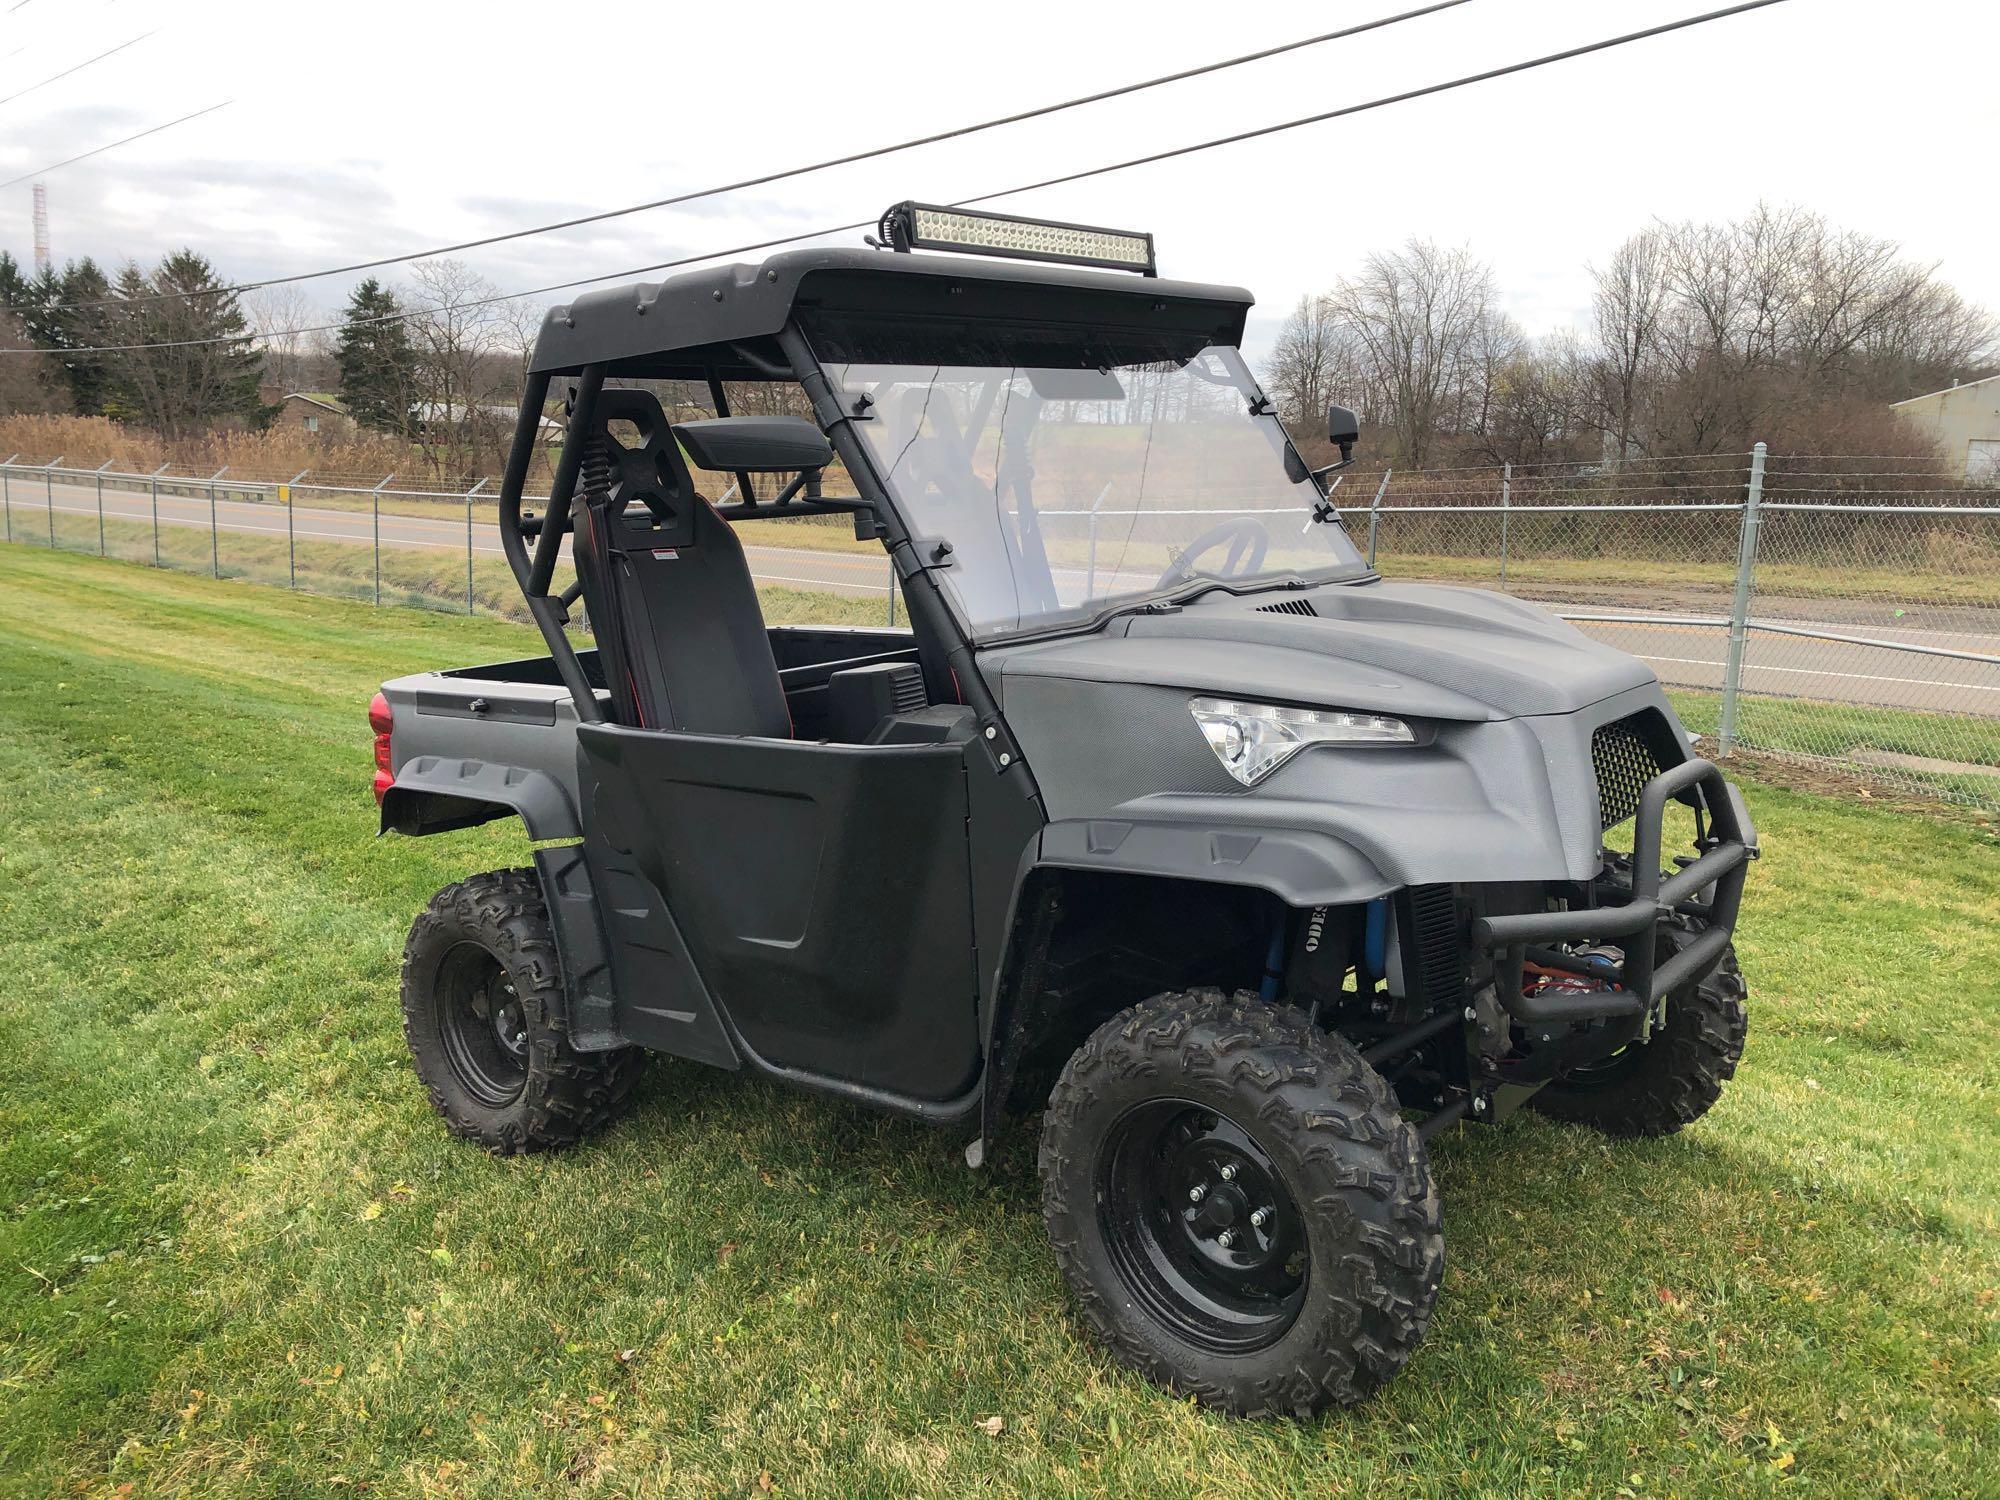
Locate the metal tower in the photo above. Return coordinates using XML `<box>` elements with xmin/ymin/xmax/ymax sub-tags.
<box><xmin>31</xmin><ymin>183</ymin><xmax>50</xmax><ymax>272</ymax></box>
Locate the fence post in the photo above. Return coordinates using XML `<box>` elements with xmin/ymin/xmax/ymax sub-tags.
<box><xmin>207</xmin><ymin>466</ymin><xmax>227</xmax><ymax>578</ymax></box>
<box><xmin>465</xmin><ymin>478</ymin><xmax>487</xmax><ymax>614</ymax></box>
<box><xmin>45</xmin><ymin>457</ymin><xmax>60</xmax><ymax>548</ymax></box>
<box><xmin>1084</xmin><ymin>480</ymin><xmax>1114</xmax><ymax>594</ymax></box>
<box><xmin>1718</xmin><ymin>442</ymin><xmax>1766</xmax><ymax>757</ymax></box>
<box><xmin>1498</xmin><ymin>461</ymin><xmax>1512</xmax><ymax>587</ymax></box>
<box><xmin>372</xmin><ymin>474</ymin><xmax>393</xmax><ymax>606</ymax></box>
<box><xmin>287</xmin><ymin>469</ymin><xmax>308</xmax><ymax>589</ymax></box>
<box><xmin>3</xmin><ymin>465</ymin><xmax>11</xmax><ymax>543</ymax></box>
<box><xmin>149</xmin><ymin>463</ymin><xmax>168</xmax><ymax>566</ymax></box>
<box><xmin>1366</xmin><ymin>469</ymin><xmax>1392</xmax><ymax>568</ymax></box>
<box><xmin>885</xmin><ymin>557</ymin><xmax>897</xmax><ymax>625</ymax></box>
<box><xmin>96</xmin><ymin>460</ymin><xmax>111</xmax><ymax>556</ymax></box>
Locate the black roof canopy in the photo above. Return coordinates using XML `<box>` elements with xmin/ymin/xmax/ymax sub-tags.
<box><xmin>527</xmin><ymin>247</ymin><xmax>1255</xmax><ymax>381</ymax></box>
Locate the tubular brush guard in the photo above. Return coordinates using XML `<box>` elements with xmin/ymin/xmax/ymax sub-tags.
<box><xmin>1470</xmin><ymin>758</ymin><xmax>1757</xmax><ymax>1025</ymax></box>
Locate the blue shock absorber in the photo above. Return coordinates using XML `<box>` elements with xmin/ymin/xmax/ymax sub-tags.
<box><xmin>1260</xmin><ymin>918</ymin><xmax>1287</xmax><ymax>1002</ymax></box>
<box><xmin>1362</xmin><ymin>897</ymin><xmax>1390</xmax><ymax>982</ymax></box>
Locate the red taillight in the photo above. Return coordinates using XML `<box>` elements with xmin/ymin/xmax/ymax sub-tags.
<box><xmin>369</xmin><ymin>691</ymin><xmax>395</xmax><ymax>803</ymax></box>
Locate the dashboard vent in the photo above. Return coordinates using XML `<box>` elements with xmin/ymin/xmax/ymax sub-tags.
<box><xmin>1255</xmin><ymin>598</ymin><xmax>1317</xmax><ymax>617</ymax></box>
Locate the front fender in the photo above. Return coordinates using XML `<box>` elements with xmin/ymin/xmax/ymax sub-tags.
<box><xmin>1035</xmin><ymin>816</ymin><xmax>1395</xmax><ymax>907</ymax></box>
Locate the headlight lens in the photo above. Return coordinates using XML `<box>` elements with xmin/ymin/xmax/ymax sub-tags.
<box><xmin>1189</xmin><ymin>696</ymin><xmax>1414</xmax><ymax>785</ymax></box>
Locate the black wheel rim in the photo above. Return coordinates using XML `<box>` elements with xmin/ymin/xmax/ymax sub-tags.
<box><xmin>1096</xmin><ymin>1099</ymin><xmax>1309</xmax><ymax>1354</ymax></box>
<box><xmin>1554</xmin><ymin>1039</ymin><xmax>1649</xmax><ymax>1087</ymax></box>
<box><xmin>434</xmin><ymin>942</ymin><xmax>530</xmax><ymax>1109</ymax></box>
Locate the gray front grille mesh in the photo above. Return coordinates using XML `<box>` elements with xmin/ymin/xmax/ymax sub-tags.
<box><xmin>1591</xmin><ymin>717</ymin><xmax>1661</xmax><ymax>830</ymax></box>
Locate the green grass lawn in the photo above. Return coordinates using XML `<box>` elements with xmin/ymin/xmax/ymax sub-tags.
<box><xmin>1369</xmin><ymin>547</ymin><xmax>2000</xmax><ymax>609</ymax></box>
<box><xmin>1660</xmin><ymin>691</ymin><xmax>2000</xmax><ymax>808</ymax></box>
<box><xmin>0</xmin><ymin>545</ymin><xmax>1995</xmax><ymax>1498</ymax></box>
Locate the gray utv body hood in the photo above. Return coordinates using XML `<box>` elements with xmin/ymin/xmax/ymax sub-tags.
<box><xmin>986</xmin><ymin>580</ymin><xmax>1656</xmax><ymax>722</ymax></box>
<box><xmin>981</xmin><ymin>580</ymin><xmax>1681</xmax><ymax>904</ymax></box>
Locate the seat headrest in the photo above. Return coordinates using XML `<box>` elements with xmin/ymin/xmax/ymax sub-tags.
<box><xmin>587</xmin><ymin>389</ymin><xmax>701</xmax><ymax>546</ymax></box>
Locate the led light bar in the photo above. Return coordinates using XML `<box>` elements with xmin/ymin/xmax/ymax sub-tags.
<box><xmin>879</xmin><ymin>201</ymin><xmax>1157</xmax><ymax>276</ymax></box>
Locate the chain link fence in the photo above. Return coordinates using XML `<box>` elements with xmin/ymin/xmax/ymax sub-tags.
<box><xmin>0</xmin><ymin>455</ymin><xmax>903</xmax><ymax>623</ymax></box>
<box><xmin>3</xmin><ymin>446</ymin><xmax>1995</xmax><ymax>809</ymax></box>
<box><xmin>1350</xmin><ymin>447</ymin><xmax>1999</xmax><ymax>807</ymax></box>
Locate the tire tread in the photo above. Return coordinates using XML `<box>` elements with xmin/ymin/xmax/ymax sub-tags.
<box><xmin>1038</xmin><ymin>988</ymin><xmax>1443</xmax><ymax>1417</ymax></box>
<box><xmin>401</xmin><ymin>868</ymin><xmax>644</xmax><ymax>1155</ymax></box>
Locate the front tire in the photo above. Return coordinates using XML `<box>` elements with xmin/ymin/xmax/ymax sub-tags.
<box><xmin>1038</xmin><ymin>989</ymin><xmax>1443</xmax><ymax>1418</ymax></box>
<box><xmin>1529</xmin><ymin>911</ymin><xmax>1748</xmax><ymax>1138</ymax></box>
<box><xmin>401</xmin><ymin>868</ymin><xmax>645</xmax><ymax>1154</ymax></box>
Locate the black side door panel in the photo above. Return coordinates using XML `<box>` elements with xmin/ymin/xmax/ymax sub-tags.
<box><xmin>577</xmin><ymin>723</ymin><xmax>981</xmax><ymax>1100</ymax></box>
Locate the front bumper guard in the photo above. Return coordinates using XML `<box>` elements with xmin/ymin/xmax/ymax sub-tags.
<box><xmin>1469</xmin><ymin>758</ymin><xmax>1757</xmax><ymax>1026</ymax></box>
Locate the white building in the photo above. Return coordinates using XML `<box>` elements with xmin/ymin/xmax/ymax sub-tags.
<box><xmin>1891</xmin><ymin>373</ymin><xmax>2000</xmax><ymax>482</ymax></box>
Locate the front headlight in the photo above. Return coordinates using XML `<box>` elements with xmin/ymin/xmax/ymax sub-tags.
<box><xmin>1189</xmin><ymin>696</ymin><xmax>1414</xmax><ymax>786</ymax></box>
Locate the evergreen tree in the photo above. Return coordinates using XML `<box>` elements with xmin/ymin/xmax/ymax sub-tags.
<box><xmin>16</xmin><ymin>258</ymin><xmax>119</xmax><ymax>415</ymax></box>
<box><xmin>0</xmin><ymin>253</ymin><xmax>65</xmax><ymax>416</ymax></box>
<box><xmin>111</xmin><ymin>250</ymin><xmax>265</xmax><ymax>436</ymax></box>
<box><xmin>0</xmin><ymin>251</ymin><xmax>29</xmax><ymax>312</ymax></box>
<box><xmin>335</xmin><ymin>278</ymin><xmax>417</xmax><ymax>433</ymax></box>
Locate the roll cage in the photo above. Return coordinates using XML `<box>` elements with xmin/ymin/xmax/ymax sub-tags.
<box><xmin>494</xmin><ymin>247</ymin><xmax>1262</xmax><ymax>740</ymax></box>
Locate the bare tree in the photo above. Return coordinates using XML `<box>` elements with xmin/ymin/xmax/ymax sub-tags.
<box><xmin>402</xmin><ymin>260</ymin><xmax>514</xmax><ymax>477</ymax></box>
<box><xmin>1589</xmin><ymin>230</ymin><xmax>1671</xmax><ymax>463</ymax></box>
<box><xmin>1265</xmin><ymin>295</ymin><xmax>1344</xmax><ymax>431</ymax></box>
<box><xmin>1854</xmin><ymin>273</ymin><xmax>1996</xmax><ymax>397</ymax></box>
<box><xmin>1591</xmin><ymin>205</ymin><xmax>1997</xmax><ymax>457</ymax></box>
<box><xmin>1331</xmin><ymin>240</ymin><xmax>1499</xmax><ymax>467</ymax></box>
<box><xmin>1470</xmin><ymin>330</ymin><xmax>1589</xmax><ymax>468</ymax></box>
<box><xmin>494</xmin><ymin>296</ymin><xmax>544</xmax><ymax>397</ymax></box>
<box><xmin>246</xmin><ymin>283</ymin><xmax>323</xmax><ymax>397</ymax></box>
<box><xmin>1456</xmin><ymin>308</ymin><xmax>1524</xmax><ymax>439</ymax></box>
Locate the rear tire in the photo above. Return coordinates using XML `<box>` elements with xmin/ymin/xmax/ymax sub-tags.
<box><xmin>1038</xmin><ymin>989</ymin><xmax>1442</xmax><ymax>1417</ymax></box>
<box><xmin>401</xmin><ymin>868</ymin><xmax>645</xmax><ymax>1154</ymax></box>
<box><xmin>1529</xmin><ymin>909</ymin><xmax>1748</xmax><ymax>1138</ymax></box>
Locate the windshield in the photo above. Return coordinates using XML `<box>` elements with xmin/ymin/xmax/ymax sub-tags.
<box><xmin>822</xmin><ymin>344</ymin><xmax>1367</xmax><ymax>638</ymax></box>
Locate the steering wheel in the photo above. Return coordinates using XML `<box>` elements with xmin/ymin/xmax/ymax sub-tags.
<box><xmin>1155</xmin><ymin>517</ymin><xmax>1271</xmax><ymax>588</ymax></box>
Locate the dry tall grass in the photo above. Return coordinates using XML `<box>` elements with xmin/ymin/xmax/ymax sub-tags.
<box><xmin>0</xmin><ymin>414</ymin><xmax>557</xmax><ymax>490</ymax></box>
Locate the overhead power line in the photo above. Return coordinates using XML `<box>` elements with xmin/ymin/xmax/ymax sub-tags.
<box><xmin>0</xmin><ymin>0</ymin><xmax>1795</xmax><ymax>356</ymax></box>
<box><xmin>0</xmin><ymin>99</ymin><xmax>233</xmax><ymax>191</ymax></box>
<box><xmin>0</xmin><ymin>29</ymin><xmax>155</xmax><ymax>107</ymax></box>
<box><xmin>958</xmin><ymin>0</ymin><xmax>1793</xmax><ymax>211</ymax></box>
<box><xmin>18</xmin><ymin>0</ymin><xmax>1474</xmax><ymax>315</ymax></box>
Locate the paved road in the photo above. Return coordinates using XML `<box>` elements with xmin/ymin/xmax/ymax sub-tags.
<box><xmin>13</xmin><ymin>474</ymin><xmax>1997</xmax><ymax>718</ymax></box>
<box><xmin>1550</xmin><ymin>616</ymin><xmax>1997</xmax><ymax>714</ymax></box>
<box><xmin>16</xmin><ymin>474</ymin><xmax>906</xmax><ymax>594</ymax></box>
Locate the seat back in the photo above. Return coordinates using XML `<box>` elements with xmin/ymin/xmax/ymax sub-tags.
<box><xmin>571</xmin><ymin>390</ymin><xmax>790</xmax><ymax>737</ymax></box>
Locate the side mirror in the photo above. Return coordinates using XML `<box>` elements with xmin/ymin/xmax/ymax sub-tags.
<box><xmin>1326</xmin><ymin>403</ymin><xmax>1360</xmax><ymax>461</ymax></box>
<box><xmin>675</xmin><ymin>415</ymin><xmax>833</xmax><ymax>473</ymax></box>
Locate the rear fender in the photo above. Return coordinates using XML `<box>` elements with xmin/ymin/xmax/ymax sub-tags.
<box><xmin>379</xmin><ymin>756</ymin><xmax>580</xmax><ymax>840</ymax></box>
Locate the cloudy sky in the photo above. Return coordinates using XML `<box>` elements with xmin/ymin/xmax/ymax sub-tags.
<box><xmin>2</xmin><ymin>0</ymin><xmax>1994</xmax><ymax>359</ymax></box>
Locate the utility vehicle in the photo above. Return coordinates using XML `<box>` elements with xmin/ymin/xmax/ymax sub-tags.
<box><xmin>372</xmin><ymin>202</ymin><xmax>1755</xmax><ymax>1417</ymax></box>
